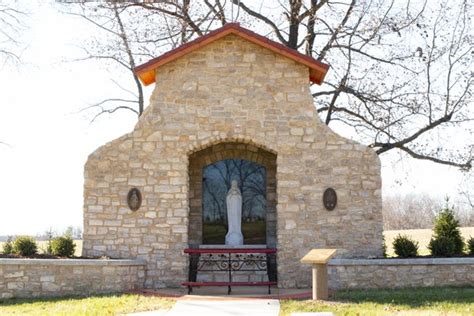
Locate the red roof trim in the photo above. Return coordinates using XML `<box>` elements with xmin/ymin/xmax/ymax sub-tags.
<box><xmin>134</xmin><ymin>23</ymin><xmax>329</xmax><ymax>86</ymax></box>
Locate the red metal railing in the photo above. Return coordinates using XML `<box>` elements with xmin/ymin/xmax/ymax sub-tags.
<box><xmin>183</xmin><ymin>247</ymin><xmax>278</xmax><ymax>294</ymax></box>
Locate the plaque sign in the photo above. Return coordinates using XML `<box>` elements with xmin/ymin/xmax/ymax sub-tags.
<box><xmin>323</xmin><ymin>188</ymin><xmax>337</xmax><ymax>211</ymax></box>
<box><xmin>127</xmin><ymin>188</ymin><xmax>142</xmax><ymax>211</ymax></box>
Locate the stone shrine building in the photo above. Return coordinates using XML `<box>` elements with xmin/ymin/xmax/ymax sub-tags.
<box><xmin>83</xmin><ymin>23</ymin><xmax>383</xmax><ymax>289</ymax></box>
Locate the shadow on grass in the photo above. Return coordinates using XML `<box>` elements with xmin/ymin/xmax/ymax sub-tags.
<box><xmin>332</xmin><ymin>286</ymin><xmax>474</xmax><ymax>307</ymax></box>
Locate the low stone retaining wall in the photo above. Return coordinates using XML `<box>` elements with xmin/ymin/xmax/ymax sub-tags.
<box><xmin>0</xmin><ymin>259</ymin><xmax>145</xmax><ymax>299</ymax></box>
<box><xmin>328</xmin><ymin>258</ymin><xmax>474</xmax><ymax>290</ymax></box>
<box><xmin>3</xmin><ymin>257</ymin><xmax>473</xmax><ymax>298</ymax></box>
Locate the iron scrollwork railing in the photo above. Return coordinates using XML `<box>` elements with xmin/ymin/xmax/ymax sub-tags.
<box><xmin>185</xmin><ymin>248</ymin><xmax>278</xmax><ymax>294</ymax></box>
<box><xmin>198</xmin><ymin>253</ymin><xmax>268</xmax><ymax>272</ymax></box>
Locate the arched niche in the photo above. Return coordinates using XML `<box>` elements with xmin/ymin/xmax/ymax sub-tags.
<box><xmin>188</xmin><ymin>142</ymin><xmax>277</xmax><ymax>248</ymax></box>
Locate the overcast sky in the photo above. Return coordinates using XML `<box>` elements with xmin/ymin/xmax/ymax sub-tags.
<box><xmin>0</xmin><ymin>1</ymin><xmax>470</xmax><ymax>235</ymax></box>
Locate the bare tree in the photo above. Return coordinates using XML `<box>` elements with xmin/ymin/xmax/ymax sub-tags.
<box><xmin>0</xmin><ymin>0</ymin><xmax>26</xmax><ymax>66</ymax></box>
<box><xmin>64</xmin><ymin>2</ymin><xmax>150</xmax><ymax>120</ymax></box>
<box><xmin>63</xmin><ymin>0</ymin><xmax>472</xmax><ymax>170</ymax></box>
<box><xmin>0</xmin><ymin>1</ymin><xmax>27</xmax><ymax>146</ymax></box>
<box><xmin>62</xmin><ymin>1</ymin><xmax>222</xmax><ymax>121</ymax></box>
<box><xmin>384</xmin><ymin>192</ymin><xmax>473</xmax><ymax>229</ymax></box>
<box><xmin>456</xmin><ymin>172</ymin><xmax>474</xmax><ymax>225</ymax></box>
<box><xmin>383</xmin><ymin>193</ymin><xmax>440</xmax><ymax>229</ymax></box>
<box><xmin>227</xmin><ymin>0</ymin><xmax>472</xmax><ymax>170</ymax></box>
<box><xmin>459</xmin><ymin>182</ymin><xmax>474</xmax><ymax>210</ymax></box>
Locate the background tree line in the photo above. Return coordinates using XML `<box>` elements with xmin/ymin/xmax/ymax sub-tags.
<box><xmin>383</xmin><ymin>193</ymin><xmax>473</xmax><ymax>230</ymax></box>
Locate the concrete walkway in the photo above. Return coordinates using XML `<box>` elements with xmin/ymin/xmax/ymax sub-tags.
<box><xmin>128</xmin><ymin>299</ymin><xmax>280</xmax><ymax>316</ymax></box>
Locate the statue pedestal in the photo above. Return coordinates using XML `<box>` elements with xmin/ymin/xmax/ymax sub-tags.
<box><xmin>225</xmin><ymin>231</ymin><xmax>243</xmax><ymax>246</ymax></box>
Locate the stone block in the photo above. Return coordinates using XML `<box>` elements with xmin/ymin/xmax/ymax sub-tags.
<box><xmin>89</xmin><ymin>219</ymin><xmax>103</xmax><ymax>226</ymax></box>
<box><xmin>5</xmin><ymin>271</ymin><xmax>23</xmax><ymax>278</ymax></box>
<box><xmin>1</xmin><ymin>293</ymin><xmax>14</xmax><ymax>299</ymax></box>
<box><xmin>7</xmin><ymin>282</ymin><xmax>24</xmax><ymax>290</ymax></box>
<box><xmin>129</xmin><ymin>178</ymin><xmax>146</xmax><ymax>186</ymax></box>
<box><xmin>40</xmin><ymin>275</ymin><xmax>55</xmax><ymax>282</ymax></box>
<box><xmin>145</xmin><ymin>211</ymin><xmax>157</xmax><ymax>218</ymax></box>
<box><xmin>42</xmin><ymin>282</ymin><xmax>61</xmax><ymax>292</ymax></box>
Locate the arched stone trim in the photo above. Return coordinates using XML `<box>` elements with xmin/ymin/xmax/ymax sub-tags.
<box><xmin>188</xmin><ymin>141</ymin><xmax>277</xmax><ymax>248</ymax></box>
<box><xmin>186</xmin><ymin>135</ymin><xmax>278</xmax><ymax>157</ymax></box>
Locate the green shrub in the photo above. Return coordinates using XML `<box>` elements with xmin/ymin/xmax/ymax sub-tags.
<box><xmin>393</xmin><ymin>234</ymin><xmax>419</xmax><ymax>258</ymax></box>
<box><xmin>51</xmin><ymin>235</ymin><xmax>76</xmax><ymax>257</ymax></box>
<box><xmin>2</xmin><ymin>236</ymin><xmax>14</xmax><ymax>254</ymax></box>
<box><xmin>13</xmin><ymin>236</ymin><xmax>38</xmax><ymax>256</ymax></box>
<box><xmin>429</xmin><ymin>236</ymin><xmax>457</xmax><ymax>256</ymax></box>
<box><xmin>467</xmin><ymin>237</ymin><xmax>474</xmax><ymax>255</ymax></box>
<box><xmin>428</xmin><ymin>201</ymin><xmax>464</xmax><ymax>256</ymax></box>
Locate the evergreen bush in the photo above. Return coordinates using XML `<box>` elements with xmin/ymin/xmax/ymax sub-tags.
<box><xmin>13</xmin><ymin>236</ymin><xmax>38</xmax><ymax>256</ymax></box>
<box><xmin>51</xmin><ymin>235</ymin><xmax>76</xmax><ymax>257</ymax></box>
<box><xmin>393</xmin><ymin>234</ymin><xmax>419</xmax><ymax>258</ymax></box>
<box><xmin>428</xmin><ymin>200</ymin><xmax>464</xmax><ymax>256</ymax></box>
<box><xmin>2</xmin><ymin>236</ymin><xmax>13</xmax><ymax>254</ymax></box>
<box><xmin>467</xmin><ymin>237</ymin><xmax>474</xmax><ymax>255</ymax></box>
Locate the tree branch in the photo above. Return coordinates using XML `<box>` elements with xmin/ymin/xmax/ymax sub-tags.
<box><xmin>230</xmin><ymin>0</ymin><xmax>288</xmax><ymax>45</ymax></box>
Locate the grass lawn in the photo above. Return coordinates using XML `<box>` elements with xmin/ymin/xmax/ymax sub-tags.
<box><xmin>0</xmin><ymin>287</ymin><xmax>472</xmax><ymax>315</ymax></box>
<box><xmin>0</xmin><ymin>293</ymin><xmax>174</xmax><ymax>316</ymax></box>
<box><xmin>280</xmin><ymin>287</ymin><xmax>474</xmax><ymax>315</ymax></box>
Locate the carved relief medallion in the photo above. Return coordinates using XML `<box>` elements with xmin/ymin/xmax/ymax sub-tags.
<box><xmin>323</xmin><ymin>188</ymin><xmax>337</xmax><ymax>211</ymax></box>
<box><xmin>127</xmin><ymin>188</ymin><xmax>142</xmax><ymax>211</ymax></box>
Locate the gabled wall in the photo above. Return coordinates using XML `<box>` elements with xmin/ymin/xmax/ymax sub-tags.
<box><xmin>83</xmin><ymin>34</ymin><xmax>383</xmax><ymax>288</ymax></box>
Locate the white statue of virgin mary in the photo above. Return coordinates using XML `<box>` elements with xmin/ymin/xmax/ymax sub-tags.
<box><xmin>225</xmin><ymin>180</ymin><xmax>244</xmax><ymax>246</ymax></box>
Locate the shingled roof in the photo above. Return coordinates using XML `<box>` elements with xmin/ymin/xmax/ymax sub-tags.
<box><xmin>134</xmin><ymin>23</ymin><xmax>329</xmax><ymax>86</ymax></box>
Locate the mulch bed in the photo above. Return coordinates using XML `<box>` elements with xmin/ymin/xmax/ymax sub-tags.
<box><xmin>381</xmin><ymin>254</ymin><xmax>474</xmax><ymax>259</ymax></box>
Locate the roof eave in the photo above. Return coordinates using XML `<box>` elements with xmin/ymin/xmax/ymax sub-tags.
<box><xmin>135</xmin><ymin>23</ymin><xmax>329</xmax><ymax>86</ymax></box>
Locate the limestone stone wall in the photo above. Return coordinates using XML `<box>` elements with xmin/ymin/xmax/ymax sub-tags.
<box><xmin>83</xmin><ymin>34</ymin><xmax>383</xmax><ymax>288</ymax></box>
<box><xmin>328</xmin><ymin>258</ymin><xmax>474</xmax><ymax>290</ymax></box>
<box><xmin>0</xmin><ymin>259</ymin><xmax>145</xmax><ymax>299</ymax></box>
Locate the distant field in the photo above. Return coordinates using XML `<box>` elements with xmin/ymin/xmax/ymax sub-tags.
<box><xmin>0</xmin><ymin>240</ymin><xmax>83</xmax><ymax>257</ymax></box>
<box><xmin>384</xmin><ymin>227</ymin><xmax>474</xmax><ymax>256</ymax></box>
